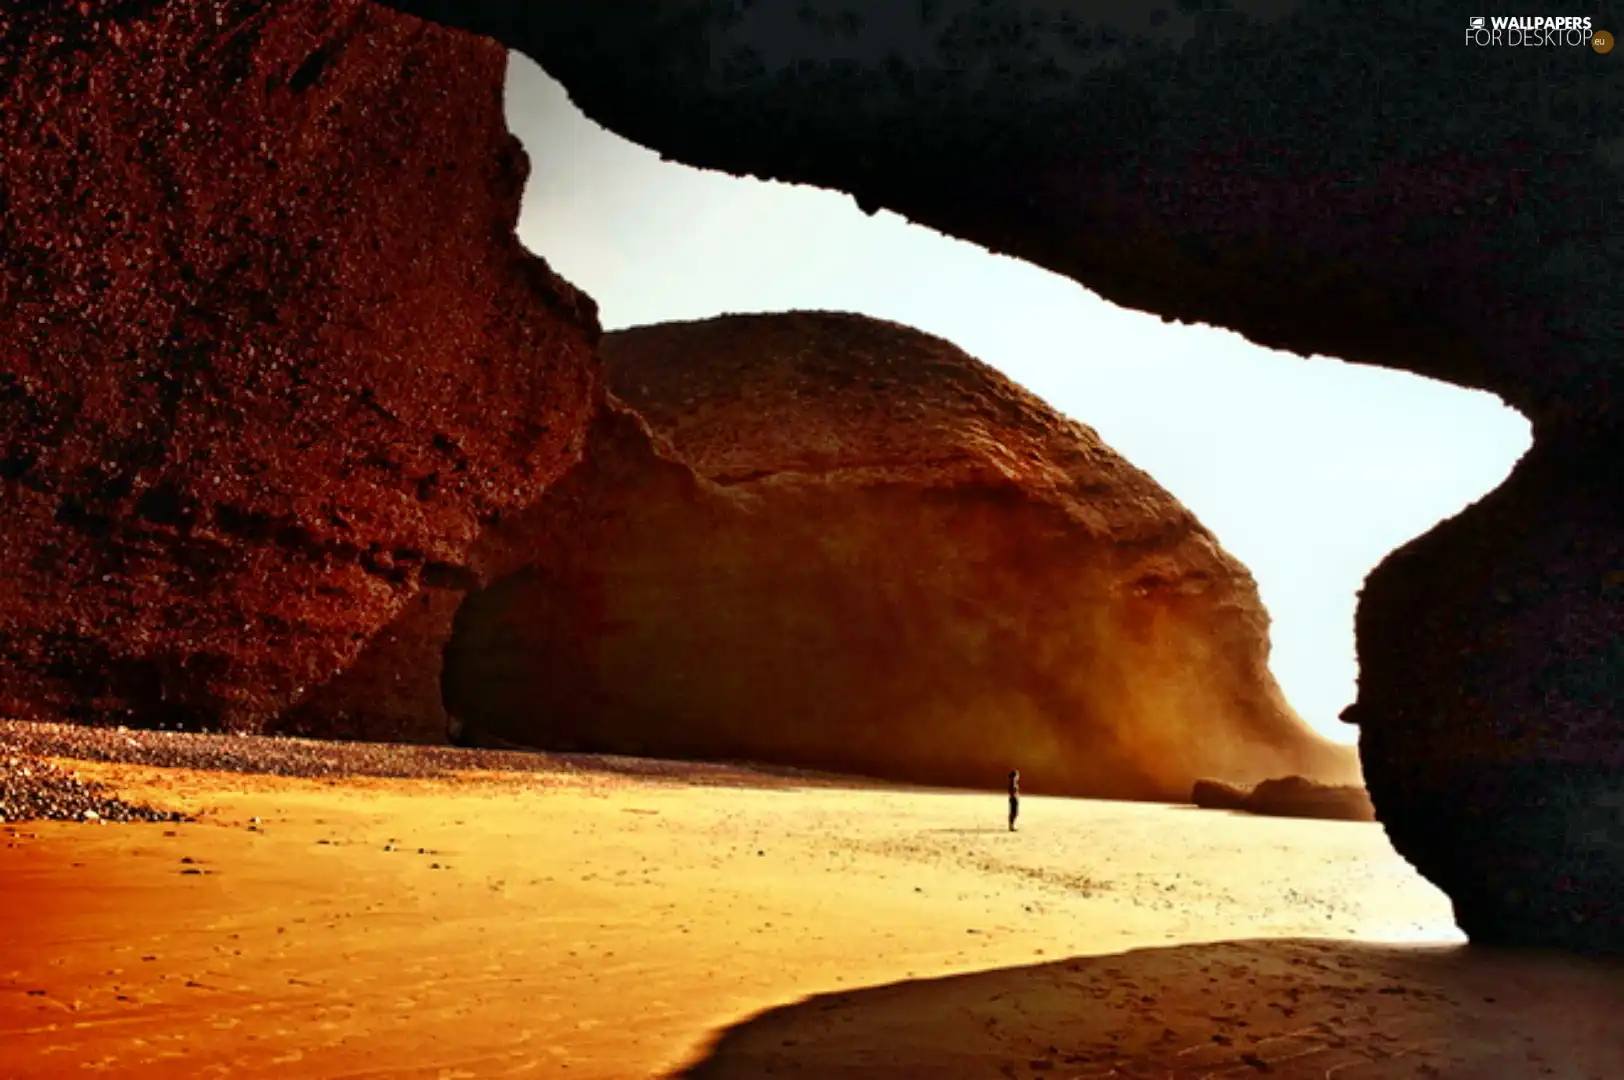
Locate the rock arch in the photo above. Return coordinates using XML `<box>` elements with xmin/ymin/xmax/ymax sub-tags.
<box><xmin>372</xmin><ymin>0</ymin><xmax>1624</xmax><ymax>951</ymax></box>
<box><xmin>3</xmin><ymin>0</ymin><xmax>1618</xmax><ymax>953</ymax></box>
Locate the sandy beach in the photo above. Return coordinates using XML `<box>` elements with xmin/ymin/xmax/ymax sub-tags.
<box><xmin>3</xmin><ymin>746</ymin><xmax>1620</xmax><ymax>1079</ymax></box>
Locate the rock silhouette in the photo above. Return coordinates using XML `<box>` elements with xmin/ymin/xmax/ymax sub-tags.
<box><xmin>443</xmin><ymin>312</ymin><xmax>1355</xmax><ymax>800</ymax></box>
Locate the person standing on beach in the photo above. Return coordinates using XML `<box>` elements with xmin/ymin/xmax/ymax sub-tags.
<box><xmin>1008</xmin><ymin>768</ymin><xmax>1020</xmax><ymax>832</ymax></box>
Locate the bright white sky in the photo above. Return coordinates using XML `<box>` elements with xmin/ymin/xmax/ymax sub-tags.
<box><xmin>504</xmin><ymin>55</ymin><xmax>1532</xmax><ymax>743</ymax></box>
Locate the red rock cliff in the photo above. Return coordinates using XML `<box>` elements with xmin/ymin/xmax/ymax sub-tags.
<box><xmin>443</xmin><ymin>312</ymin><xmax>1356</xmax><ymax>800</ymax></box>
<box><xmin>0</xmin><ymin>0</ymin><xmax>599</xmax><ymax>731</ymax></box>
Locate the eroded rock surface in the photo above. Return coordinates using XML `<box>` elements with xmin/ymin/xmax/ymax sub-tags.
<box><xmin>0</xmin><ymin>0</ymin><xmax>598</xmax><ymax>732</ymax></box>
<box><xmin>1192</xmin><ymin>776</ymin><xmax>1377</xmax><ymax>823</ymax></box>
<box><xmin>273</xmin><ymin>395</ymin><xmax>674</xmax><ymax>745</ymax></box>
<box><xmin>443</xmin><ymin>312</ymin><xmax>1355</xmax><ymax>800</ymax></box>
<box><xmin>374</xmin><ymin>0</ymin><xmax>1624</xmax><ymax>952</ymax></box>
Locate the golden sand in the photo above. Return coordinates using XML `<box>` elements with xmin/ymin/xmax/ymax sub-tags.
<box><xmin>2</xmin><ymin>760</ymin><xmax>1619</xmax><ymax>1078</ymax></box>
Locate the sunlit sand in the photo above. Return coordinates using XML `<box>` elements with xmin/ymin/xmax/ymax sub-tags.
<box><xmin>3</xmin><ymin>757</ymin><xmax>1619</xmax><ymax>1078</ymax></box>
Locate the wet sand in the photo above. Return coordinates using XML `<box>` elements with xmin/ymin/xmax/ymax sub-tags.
<box><xmin>2</xmin><ymin>750</ymin><xmax>1620</xmax><ymax>1078</ymax></box>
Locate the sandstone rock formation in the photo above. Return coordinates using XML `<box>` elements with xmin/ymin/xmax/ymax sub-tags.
<box><xmin>374</xmin><ymin>0</ymin><xmax>1624</xmax><ymax>952</ymax></box>
<box><xmin>0</xmin><ymin>0</ymin><xmax>598</xmax><ymax>733</ymax></box>
<box><xmin>1192</xmin><ymin>776</ymin><xmax>1377</xmax><ymax>823</ymax></box>
<box><xmin>441</xmin><ymin>312</ymin><xmax>1356</xmax><ymax>800</ymax></box>
<box><xmin>5</xmin><ymin>0</ymin><xmax>1616</xmax><ymax>952</ymax></box>
<box><xmin>273</xmin><ymin>396</ymin><xmax>677</xmax><ymax>745</ymax></box>
<box><xmin>1189</xmin><ymin>779</ymin><xmax>1250</xmax><ymax>814</ymax></box>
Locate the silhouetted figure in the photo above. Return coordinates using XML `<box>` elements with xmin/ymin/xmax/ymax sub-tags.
<box><xmin>1008</xmin><ymin>768</ymin><xmax>1020</xmax><ymax>831</ymax></box>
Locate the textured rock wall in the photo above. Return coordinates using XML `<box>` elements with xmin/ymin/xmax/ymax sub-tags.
<box><xmin>275</xmin><ymin>394</ymin><xmax>681</xmax><ymax>745</ymax></box>
<box><xmin>443</xmin><ymin>313</ymin><xmax>1356</xmax><ymax>800</ymax></box>
<box><xmin>0</xmin><ymin>0</ymin><xmax>599</xmax><ymax>732</ymax></box>
<box><xmin>372</xmin><ymin>0</ymin><xmax>1624</xmax><ymax>952</ymax></box>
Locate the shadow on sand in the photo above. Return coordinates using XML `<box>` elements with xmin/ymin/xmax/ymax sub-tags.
<box><xmin>675</xmin><ymin>937</ymin><xmax>1624</xmax><ymax>1079</ymax></box>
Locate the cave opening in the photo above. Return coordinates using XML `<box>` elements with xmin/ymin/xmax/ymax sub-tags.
<box><xmin>499</xmin><ymin>54</ymin><xmax>1533</xmax><ymax>752</ymax></box>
